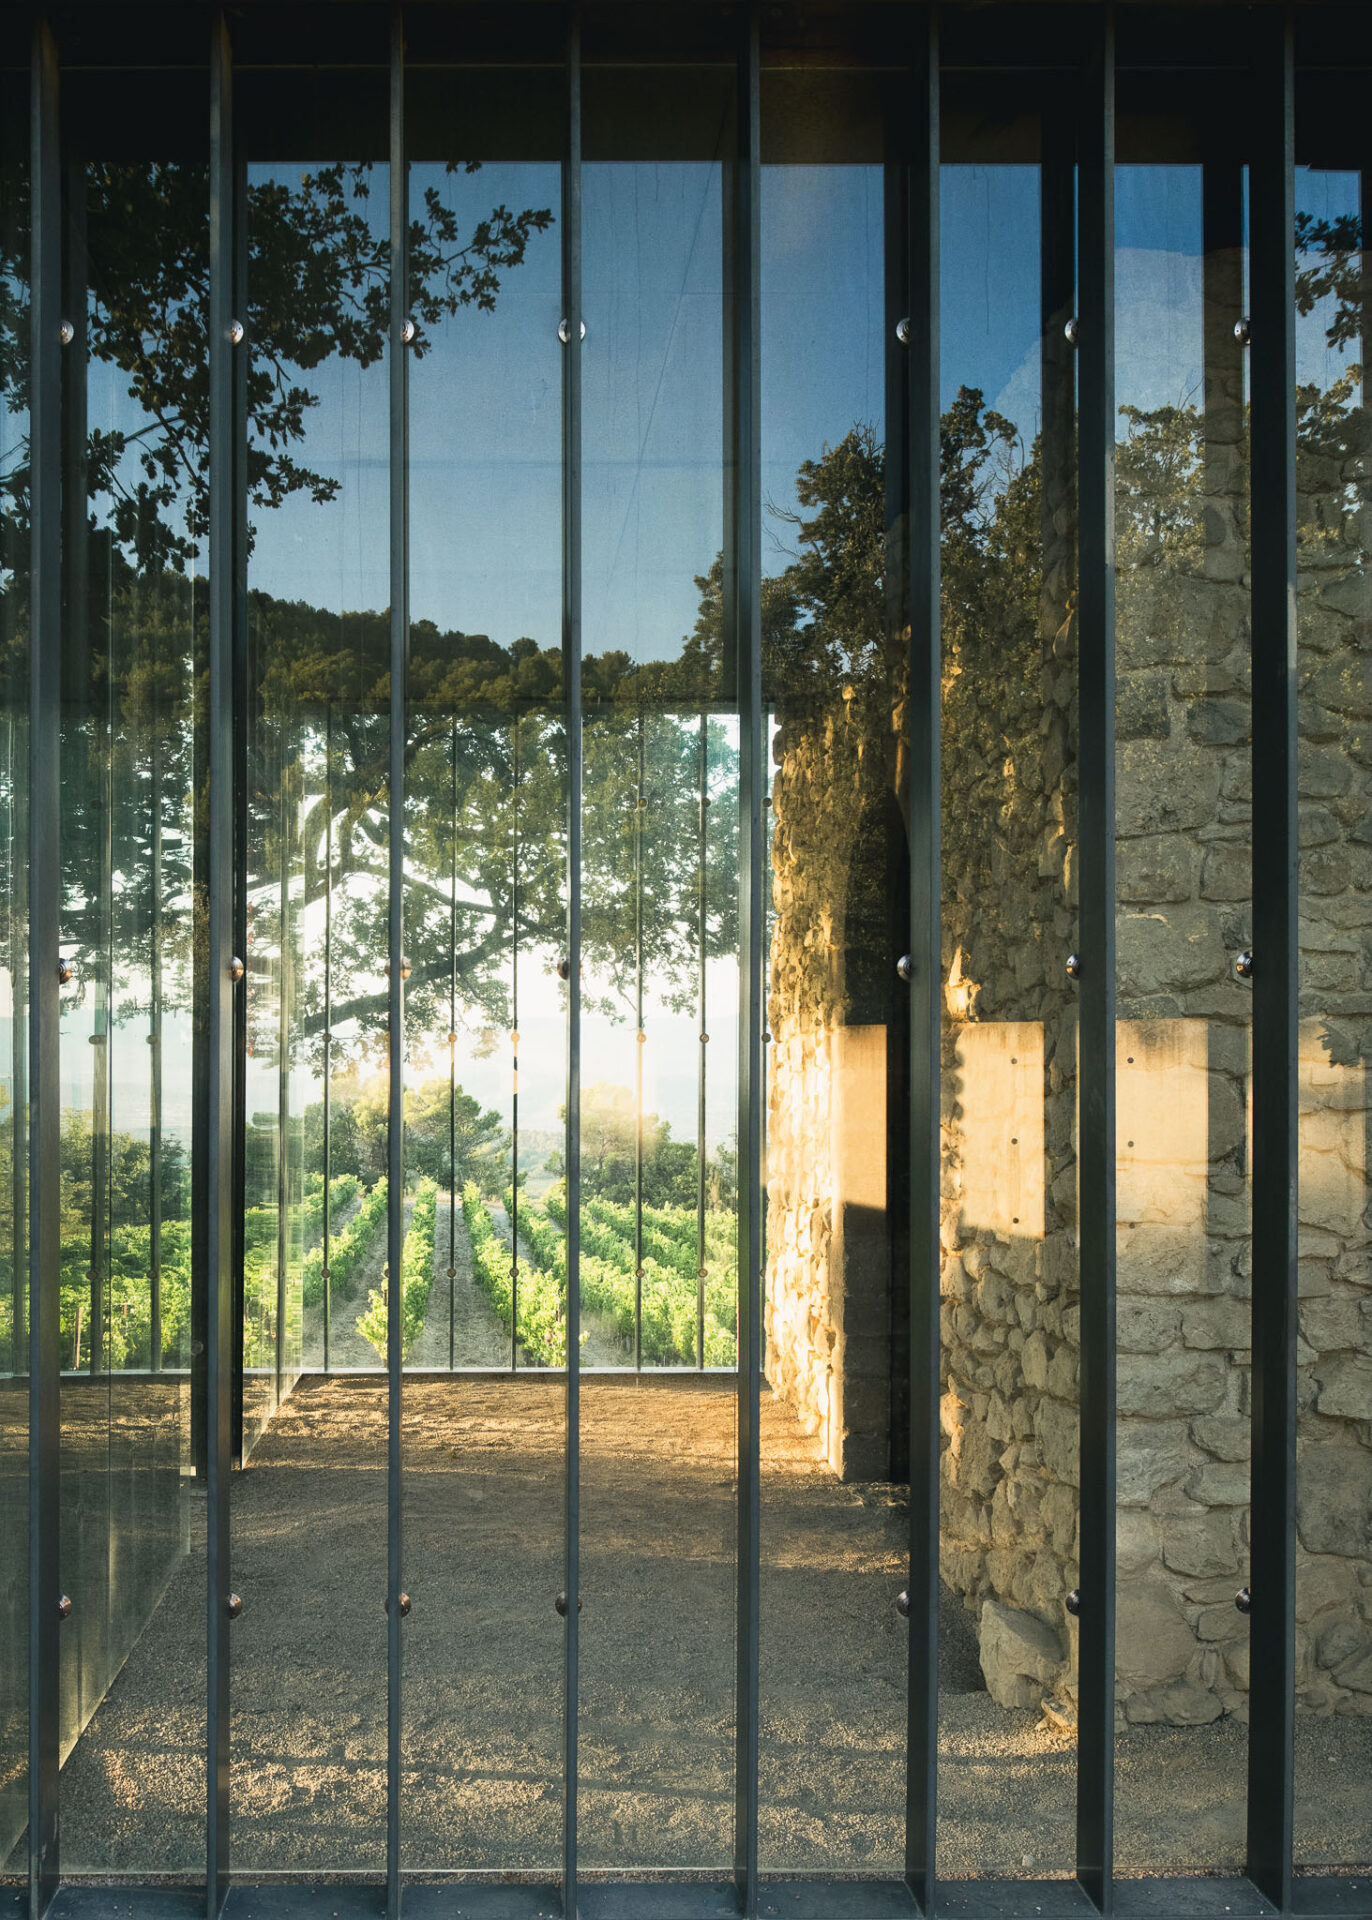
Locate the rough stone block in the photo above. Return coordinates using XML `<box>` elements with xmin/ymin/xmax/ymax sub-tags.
<box><xmin>1124</xmin><ymin>1680</ymin><xmax>1223</xmax><ymax>1725</ymax></box>
<box><xmin>1117</xmin><ymin>1420</ymin><xmax>1190</xmax><ymax>1506</ymax></box>
<box><xmin>1116</xmin><ymin>1578</ymin><xmax>1200</xmax><ymax>1692</ymax></box>
<box><xmin>1118</xmin><ymin>1299</ymin><xmax>1182</xmax><ymax>1353</ymax></box>
<box><xmin>1161</xmin><ymin>1510</ymin><xmax>1240</xmax><ymax>1578</ymax></box>
<box><xmin>1181</xmin><ymin>1297</ymin><xmax>1252</xmax><ymax>1351</ymax></box>
<box><xmin>1297</xmin><ymin>1441</ymin><xmax>1372</xmax><ymax>1556</ymax></box>
<box><xmin>1184</xmin><ymin>1458</ymin><xmax>1250</xmax><ymax>1506</ymax></box>
<box><xmin>1314</xmin><ymin>1352</ymin><xmax>1372</xmax><ymax>1420</ymax></box>
<box><xmin>978</xmin><ymin>1598</ymin><xmax>1063</xmax><ymax>1710</ymax></box>
<box><xmin>1190</xmin><ymin>1413</ymin><xmax>1249</xmax><ymax>1461</ymax></box>
<box><xmin>1118</xmin><ymin>1348</ymin><xmax>1227</xmax><ymax>1417</ymax></box>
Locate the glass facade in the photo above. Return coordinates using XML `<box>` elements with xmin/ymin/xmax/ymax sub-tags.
<box><xmin>0</xmin><ymin>3</ymin><xmax>1368</xmax><ymax>1915</ymax></box>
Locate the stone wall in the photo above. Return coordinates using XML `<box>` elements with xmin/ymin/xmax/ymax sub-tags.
<box><xmin>762</xmin><ymin>368</ymin><xmax>1372</xmax><ymax>1724</ymax></box>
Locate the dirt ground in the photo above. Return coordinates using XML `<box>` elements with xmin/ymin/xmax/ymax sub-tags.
<box><xmin>30</xmin><ymin>1212</ymin><xmax>1372</xmax><ymax>1881</ymax></box>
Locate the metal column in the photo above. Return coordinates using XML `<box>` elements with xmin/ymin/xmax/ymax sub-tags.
<box><xmin>1075</xmin><ymin>7</ymin><xmax>1117</xmax><ymax>1906</ymax></box>
<box><xmin>732</xmin><ymin>7</ymin><xmax>763</xmax><ymax>1911</ymax></box>
<box><xmin>561</xmin><ymin>10</ymin><xmax>583</xmax><ymax>1907</ymax></box>
<box><xmin>1245</xmin><ymin>9</ymin><xmax>1298</xmax><ymax>1907</ymax></box>
<box><xmin>903</xmin><ymin>7</ymin><xmax>941</xmax><ymax>1904</ymax></box>
<box><xmin>386</xmin><ymin>7</ymin><xmax>410</xmax><ymax>1912</ymax></box>
<box><xmin>27</xmin><ymin>15</ymin><xmax>62</xmax><ymax>1912</ymax></box>
<box><xmin>206</xmin><ymin>11</ymin><xmax>240</xmax><ymax>1910</ymax></box>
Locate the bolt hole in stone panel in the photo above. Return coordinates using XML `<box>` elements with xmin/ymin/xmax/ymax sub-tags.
<box><xmin>48</xmin><ymin>60</ymin><xmax>211</xmax><ymax>1876</ymax></box>
<box><xmin>758</xmin><ymin>51</ymin><xmax>910</xmax><ymax>1880</ymax></box>
<box><xmin>401</xmin><ymin>51</ymin><xmax>569</xmax><ymax>1872</ymax></box>
<box><xmin>576</xmin><ymin>44</ymin><xmax>742</xmax><ymax>1873</ymax></box>
<box><xmin>933</xmin><ymin>118</ymin><xmax>1080</xmax><ymax>1877</ymax></box>
<box><xmin>1291</xmin><ymin>95</ymin><xmax>1372</xmax><ymax>1874</ymax></box>
<box><xmin>1111</xmin><ymin>128</ymin><xmax>1254</xmax><ymax>1871</ymax></box>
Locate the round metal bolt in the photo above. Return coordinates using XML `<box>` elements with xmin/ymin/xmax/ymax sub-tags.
<box><xmin>1235</xmin><ymin>949</ymin><xmax>1254</xmax><ymax>981</ymax></box>
<box><xmin>896</xmin><ymin>1589</ymin><xmax>911</xmax><ymax>1619</ymax></box>
<box><xmin>57</xmin><ymin>961</ymin><xmax>75</xmax><ymax>985</ymax></box>
<box><xmin>637</xmin><ymin>1030</ymin><xmax>647</xmax><ymax>1045</ymax></box>
<box><xmin>401</xmin><ymin>316</ymin><xmax>418</xmax><ymax>346</ymax></box>
<box><xmin>385</xmin><ymin>1592</ymin><xmax>412</xmax><ymax>1617</ymax></box>
<box><xmin>1064</xmin><ymin>316</ymin><xmax>1080</xmax><ymax>348</ymax></box>
<box><xmin>1234</xmin><ymin>317</ymin><xmax>1252</xmax><ymax>347</ymax></box>
<box><xmin>1066</xmin><ymin>952</ymin><xmax>1082</xmax><ymax>981</ymax></box>
<box><xmin>321</xmin><ymin>1267</ymin><xmax>330</xmax><ymax>1283</ymax></box>
<box><xmin>228</xmin><ymin>956</ymin><xmax>245</xmax><ymax>981</ymax></box>
<box><xmin>57</xmin><ymin>1594</ymin><xmax>73</xmax><ymax>1621</ymax></box>
<box><xmin>229</xmin><ymin>319</ymin><xmax>245</xmax><ymax>347</ymax></box>
<box><xmin>895</xmin><ymin>317</ymin><xmax>912</xmax><ymax>347</ymax></box>
<box><xmin>446</xmin><ymin>1266</ymin><xmax>456</xmax><ymax>1280</ymax></box>
<box><xmin>558</xmin><ymin>318</ymin><xmax>586</xmax><ymax>344</ymax></box>
<box><xmin>896</xmin><ymin>953</ymin><xmax>914</xmax><ymax>983</ymax></box>
<box><xmin>226</xmin><ymin>1593</ymin><xmax>243</xmax><ymax>1619</ymax></box>
<box><xmin>1235</xmin><ymin>1585</ymin><xmax>1251</xmax><ymax>1615</ymax></box>
<box><xmin>555</xmin><ymin>1591</ymin><xmax>582</xmax><ymax>1616</ymax></box>
<box><xmin>1065</xmin><ymin>1587</ymin><xmax>1082</xmax><ymax>1617</ymax></box>
<box><xmin>557</xmin><ymin>957</ymin><xmax>571</xmax><ymax>980</ymax></box>
<box><xmin>59</xmin><ymin>319</ymin><xmax>75</xmax><ymax>347</ymax></box>
<box><xmin>700</xmin><ymin>1032</ymin><xmax>710</xmax><ymax>1045</ymax></box>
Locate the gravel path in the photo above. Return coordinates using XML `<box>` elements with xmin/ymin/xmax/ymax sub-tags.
<box><xmin>41</xmin><ymin>1377</ymin><xmax>1372</xmax><ymax>1881</ymax></box>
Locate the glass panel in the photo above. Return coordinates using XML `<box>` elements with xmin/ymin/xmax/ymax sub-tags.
<box><xmin>54</xmin><ymin>68</ymin><xmax>208</xmax><ymax>1873</ymax></box>
<box><xmin>576</xmin><ymin>49</ymin><xmax>741</xmax><ymax>1872</ymax></box>
<box><xmin>401</xmin><ymin>61</ymin><xmax>567</xmax><ymax>1872</ymax></box>
<box><xmin>1111</xmin><ymin>149</ymin><xmax>1253</xmax><ymax>1876</ymax></box>
<box><xmin>1292</xmin><ymin>146</ymin><xmax>1372</xmax><ymax>1872</ymax></box>
<box><xmin>230</xmin><ymin>51</ymin><xmax>391</xmax><ymax>1870</ymax></box>
<box><xmin>0</xmin><ymin>61</ymin><xmax>29</xmax><ymax>1880</ymax></box>
<box><xmin>935</xmin><ymin>131</ymin><xmax>1079</xmax><ymax>1873</ymax></box>
<box><xmin>758</xmin><ymin>56</ymin><xmax>910</xmax><ymax>1877</ymax></box>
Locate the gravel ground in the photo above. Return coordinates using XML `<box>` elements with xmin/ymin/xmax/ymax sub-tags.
<box><xmin>33</xmin><ymin>1263</ymin><xmax>1372</xmax><ymax>1881</ymax></box>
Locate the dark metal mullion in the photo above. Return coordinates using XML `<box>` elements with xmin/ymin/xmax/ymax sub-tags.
<box><xmin>229</xmin><ymin>132</ymin><xmax>249</xmax><ymax>1475</ymax></box>
<box><xmin>903</xmin><ymin>6</ymin><xmax>940</xmax><ymax>1904</ymax></box>
<box><xmin>206</xmin><ymin>11</ymin><xmax>239</xmax><ymax>1912</ymax></box>
<box><xmin>150</xmin><ymin>724</ymin><xmax>164</xmax><ymax>1373</ymax></box>
<box><xmin>732</xmin><ymin>5</ymin><xmax>762</xmax><ymax>1912</ymax></box>
<box><xmin>275</xmin><ymin>764</ymin><xmax>289</xmax><ymax>1410</ymax></box>
<box><xmin>386</xmin><ymin>6</ymin><xmax>408</xmax><ymax>1914</ymax></box>
<box><xmin>697</xmin><ymin>710</ymin><xmax>707</xmax><ymax>1372</ymax></box>
<box><xmin>323</xmin><ymin>705</ymin><xmax>333</xmax><ymax>1375</ymax></box>
<box><xmin>562</xmin><ymin>9</ymin><xmax>583</xmax><ymax>1908</ymax></box>
<box><xmin>1245</xmin><ymin>9</ymin><xmax>1297</xmax><ymax>1907</ymax></box>
<box><xmin>1075</xmin><ymin>7</ymin><xmax>1117</xmax><ymax>1909</ymax></box>
<box><xmin>449</xmin><ymin>730</ymin><xmax>458</xmax><ymax>1349</ymax></box>
<box><xmin>511</xmin><ymin>718</ymin><xmax>520</xmax><ymax>1371</ymax></box>
<box><xmin>634</xmin><ymin>719</ymin><xmax>645</xmax><ymax>1368</ymax></box>
<box><xmin>27</xmin><ymin>15</ymin><xmax>62</xmax><ymax>1913</ymax></box>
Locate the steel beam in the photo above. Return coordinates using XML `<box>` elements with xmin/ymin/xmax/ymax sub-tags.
<box><xmin>1075</xmin><ymin>8</ymin><xmax>1118</xmax><ymax>1908</ymax></box>
<box><xmin>903</xmin><ymin>7</ymin><xmax>940</xmax><ymax>1906</ymax></box>
<box><xmin>1245</xmin><ymin>10</ymin><xmax>1298</xmax><ymax>1908</ymax></box>
<box><xmin>27</xmin><ymin>15</ymin><xmax>62</xmax><ymax>1912</ymax></box>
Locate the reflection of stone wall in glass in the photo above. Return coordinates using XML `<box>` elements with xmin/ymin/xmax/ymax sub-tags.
<box><xmin>1295</xmin><ymin>352</ymin><xmax>1372</xmax><ymax>1719</ymax></box>
<box><xmin>755</xmin><ymin>274</ymin><xmax>1371</xmax><ymax>1732</ymax></box>
<box><xmin>765</xmin><ymin>696</ymin><xmax>907</xmax><ymax>1482</ymax></box>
